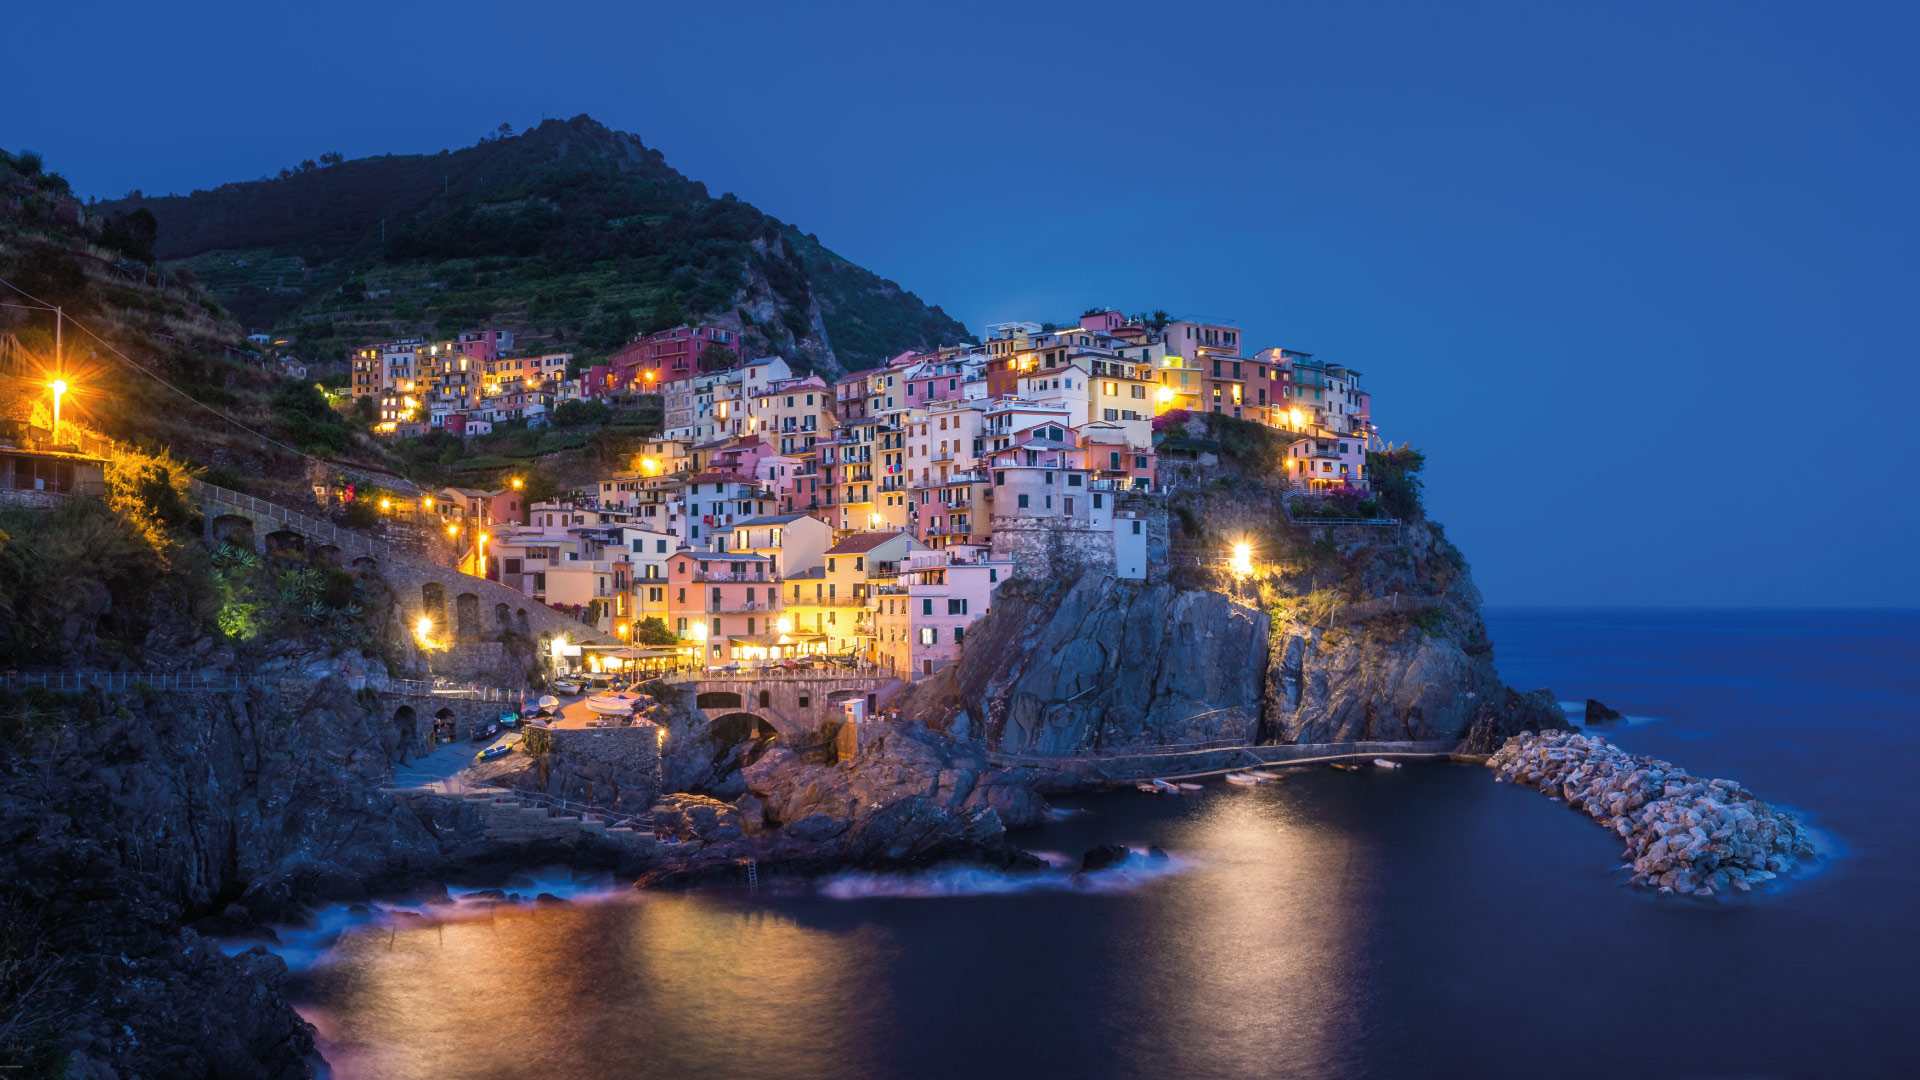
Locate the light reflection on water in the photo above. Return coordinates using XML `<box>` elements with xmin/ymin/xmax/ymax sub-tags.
<box><xmin>290</xmin><ymin>612</ymin><xmax>1920</xmax><ymax>1080</ymax></box>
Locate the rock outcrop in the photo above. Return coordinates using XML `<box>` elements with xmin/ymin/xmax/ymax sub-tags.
<box><xmin>900</xmin><ymin>516</ymin><xmax>1560</xmax><ymax>757</ymax></box>
<box><xmin>1487</xmin><ymin>730</ymin><xmax>1815</xmax><ymax>897</ymax></box>
<box><xmin>901</xmin><ymin>575</ymin><xmax>1269</xmax><ymax>753</ymax></box>
<box><xmin>634</xmin><ymin>722</ymin><xmax>1043</xmax><ymax>886</ymax></box>
<box><xmin>1585</xmin><ymin>698</ymin><xmax>1625</xmax><ymax>724</ymax></box>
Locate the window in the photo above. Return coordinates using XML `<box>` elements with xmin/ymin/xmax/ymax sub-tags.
<box><xmin>1044</xmin><ymin>495</ymin><xmax>1052</xmax><ymax>509</ymax></box>
<box><xmin>1135</xmin><ymin>455</ymin><xmax>1148</xmax><ymax>469</ymax></box>
<box><xmin>919</xmin><ymin>627</ymin><xmax>937</xmax><ymax>646</ymax></box>
<box><xmin>855</xmin><ymin>556</ymin><xmax>865</xmax><ymax>571</ymax></box>
<box><xmin>1067</xmin><ymin>474</ymin><xmax>1082</xmax><ymax>486</ymax></box>
<box><xmin>1109</xmin><ymin>451</ymin><xmax>1121</xmax><ymax>470</ymax></box>
<box><xmin>954</xmin><ymin>626</ymin><xmax>965</xmax><ymax>645</ymax></box>
<box><xmin>947</xmin><ymin>599</ymin><xmax>968</xmax><ymax>615</ymax></box>
<box><xmin>922</xmin><ymin>598</ymin><xmax>934</xmax><ymax>616</ymax></box>
<box><xmin>1093</xmin><ymin>493</ymin><xmax>1103</xmax><ymax>509</ymax></box>
<box><xmin>677</xmin><ymin>587</ymin><xmax>686</xmax><ymax>602</ymax></box>
<box><xmin>1017</xmin><ymin>493</ymin><xmax>1029</xmax><ymax>508</ymax></box>
<box><xmin>828</xmin><ymin>557</ymin><xmax>836</xmax><ymax>572</ymax></box>
<box><xmin>989</xmin><ymin>569</ymin><xmax>998</xmax><ymax>583</ymax></box>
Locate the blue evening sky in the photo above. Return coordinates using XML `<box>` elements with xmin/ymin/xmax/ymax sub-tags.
<box><xmin>6</xmin><ymin>0</ymin><xmax>1916</xmax><ymax>607</ymax></box>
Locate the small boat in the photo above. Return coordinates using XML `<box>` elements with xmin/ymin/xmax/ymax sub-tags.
<box><xmin>1373</xmin><ymin>759</ymin><xmax>1403</xmax><ymax>769</ymax></box>
<box><xmin>551</xmin><ymin>679</ymin><xmax>582</xmax><ymax>695</ymax></box>
<box><xmin>1224</xmin><ymin>772</ymin><xmax>1260</xmax><ymax>786</ymax></box>
<box><xmin>469</xmin><ymin>721</ymin><xmax>500</xmax><ymax>742</ymax></box>
<box><xmin>476</xmin><ymin>743</ymin><xmax>513</xmax><ymax>762</ymax></box>
<box><xmin>1135</xmin><ymin>782</ymin><xmax>1164</xmax><ymax>794</ymax></box>
<box><xmin>1331</xmin><ymin>762</ymin><xmax>1360</xmax><ymax>772</ymax></box>
<box><xmin>1151</xmin><ymin>779</ymin><xmax>1181</xmax><ymax>793</ymax></box>
<box><xmin>536</xmin><ymin>695</ymin><xmax>559</xmax><ymax>710</ymax></box>
<box><xmin>1249</xmin><ymin>770</ymin><xmax>1283</xmax><ymax>781</ymax></box>
<box><xmin>498</xmin><ymin>712</ymin><xmax>520</xmax><ymax>727</ymax></box>
<box><xmin>1176</xmin><ymin>783</ymin><xmax>1203</xmax><ymax>791</ymax></box>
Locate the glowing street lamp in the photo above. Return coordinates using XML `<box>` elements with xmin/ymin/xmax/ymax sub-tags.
<box><xmin>511</xmin><ymin>478</ymin><xmax>523</xmax><ymax>490</ymax></box>
<box><xmin>1229</xmin><ymin>542</ymin><xmax>1253</xmax><ymax>577</ymax></box>
<box><xmin>48</xmin><ymin>379</ymin><xmax>67</xmax><ymax>441</ymax></box>
<box><xmin>776</xmin><ymin>617</ymin><xmax>794</xmax><ymax>634</ymax></box>
<box><xmin>478</xmin><ymin>532</ymin><xmax>490</xmax><ymax>576</ymax></box>
<box><xmin>416</xmin><ymin>616</ymin><xmax>434</xmax><ymax>640</ymax></box>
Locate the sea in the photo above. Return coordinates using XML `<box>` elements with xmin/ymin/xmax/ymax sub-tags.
<box><xmin>283</xmin><ymin>610</ymin><xmax>1919</xmax><ymax>1079</ymax></box>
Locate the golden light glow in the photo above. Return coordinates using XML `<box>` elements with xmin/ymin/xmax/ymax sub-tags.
<box><xmin>423</xmin><ymin>496</ymin><xmax>433</xmax><ymax>508</ymax></box>
<box><xmin>776</xmin><ymin>617</ymin><xmax>793</xmax><ymax>634</ymax></box>
<box><xmin>416</xmin><ymin>616</ymin><xmax>433</xmax><ymax>637</ymax></box>
<box><xmin>1229</xmin><ymin>542</ymin><xmax>1253</xmax><ymax>577</ymax></box>
<box><xmin>447</xmin><ymin>523</ymin><xmax>459</xmax><ymax>536</ymax></box>
<box><xmin>511</xmin><ymin>478</ymin><xmax>523</xmax><ymax>489</ymax></box>
<box><xmin>616</xmin><ymin>623</ymin><xmax>630</xmax><ymax>638</ymax></box>
<box><xmin>50</xmin><ymin>379</ymin><xmax>68</xmax><ymax>395</ymax></box>
<box><xmin>380</xmin><ymin>498</ymin><xmax>391</xmax><ymax>510</ymax></box>
<box><xmin>1156</xmin><ymin>386</ymin><xmax>1175</xmax><ymax>404</ymax></box>
<box><xmin>690</xmin><ymin>623</ymin><xmax>709</xmax><ymax>640</ymax></box>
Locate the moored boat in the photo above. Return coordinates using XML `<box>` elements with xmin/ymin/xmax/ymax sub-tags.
<box><xmin>1373</xmin><ymin>758</ymin><xmax>1403</xmax><ymax>769</ymax></box>
<box><xmin>1224</xmin><ymin>772</ymin><xmax>1260</xmax><ymax>786</ymax></box>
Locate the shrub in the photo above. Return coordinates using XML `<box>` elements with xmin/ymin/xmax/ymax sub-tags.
<box><xmin>1413</xmin><ymin>604</ymin><xmax>1446</xmax><ymax>635</ymax></box>
<box><xmin>1367</xmin><ymin>446</ymin><xmax>1427</xmax><ymax>520</ymax></box>
<box><xmin>551</xmin><ymin>399</ymin><xmax>611</xmax><ymax>427</ymax></box>
<box><xmin>342</xmin><ymin>500</ymin><xmax>377</xmax><ymax>528</ymax></box>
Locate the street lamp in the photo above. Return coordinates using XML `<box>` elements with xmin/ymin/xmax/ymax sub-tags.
<box><xmin>48</xmin><ymin>379</ymin><xmax>67</xmax><ymax>442</ymax></box>
<box><xmin>477</xmin><ymin>532</ymin><xmax>489</xmax><ymax>577</ymax></box>
<box><xmin>1230</xmin><ymin>542</ymin><xmax>1253</xmax><ymax>577</ymax></box>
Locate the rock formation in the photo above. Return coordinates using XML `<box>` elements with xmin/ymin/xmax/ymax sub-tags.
<box><xmin>1486</xmin><ymin>730</ymin><xmax>1815</xmax><ymax>897</ymax></box>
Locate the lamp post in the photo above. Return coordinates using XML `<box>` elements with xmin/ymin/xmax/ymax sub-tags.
<box><xmin>478</xmin><ymin>532</ymin><xmax>489</xmax><ymax>578</ymax></box>
<box><xmin>49</xmin><ymin>379</ymin><xmax>67</xmax><ymax>443</ymax></box>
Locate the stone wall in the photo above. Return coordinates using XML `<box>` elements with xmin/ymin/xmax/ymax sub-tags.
<box><xmin>991</xmin><ymin>517</ymin><xmax>1117</xmax><ymax>581</ymax></box>
<box><xmin>514</xmin><ymin>725</ymin><xmax>664</xmax><ymax>814</ymax></box>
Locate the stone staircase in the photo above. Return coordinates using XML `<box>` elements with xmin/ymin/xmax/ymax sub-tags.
<box><xmin>458</xmin><ymin>785</ymin><xmax>657</xmax><ymax>849</ymax></box>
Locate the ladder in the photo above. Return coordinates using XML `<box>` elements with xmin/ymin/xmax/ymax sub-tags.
<box><xmin>745</xmin><ymin>860</ymin><xmax>759</xmax><ymax>893</ymax></box>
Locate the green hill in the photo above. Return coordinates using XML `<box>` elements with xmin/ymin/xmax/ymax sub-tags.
<box><xmin>97</xmin><ymin>116</ymin><xmax>970</xmax><ymax>373</ymax></box>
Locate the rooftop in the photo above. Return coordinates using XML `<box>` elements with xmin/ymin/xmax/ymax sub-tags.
<box><xmin>825</xmin><ymin>531</ymin><xmax>905</xmax><ymax>555</ymax></box>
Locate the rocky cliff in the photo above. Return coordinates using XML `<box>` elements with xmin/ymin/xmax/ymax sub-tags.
<box><xmin>0</xmin><ymin>675</ymin><xmax>485</xmax><ymax>1077</ymax></box>
<box><xmin>899</xmin><ymin>515</ymin><xmax>1560</xmax><ymax>758</ymax></box>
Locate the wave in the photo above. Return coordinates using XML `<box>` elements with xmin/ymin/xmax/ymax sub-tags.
<box><xmin>221</xmin><ymin>872</ymin><xmax>634</xmax><ymax>971</ymax></box>
<box><xmin>1558</xmin><ymin>701</ymin><xmax>1665</xmax><ymax>727</ymax></box>
<box><xmin>817</xmin><ymin>847</ymin><xmax>1194</xmax><ymax>899</ymax></box>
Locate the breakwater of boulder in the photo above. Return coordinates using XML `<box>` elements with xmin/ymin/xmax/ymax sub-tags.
<box><xmin>1486</xmin><ymin>730</ymin><xmax>1815</xmax><ymax>897</ymax></box>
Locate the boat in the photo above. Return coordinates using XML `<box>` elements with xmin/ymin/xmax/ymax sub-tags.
<box><xmin>1331</xmin><ymin>762</ymin><xmax>1360</xmax><ymax>772</ymax></box>
<box><xmin>1151</xmin><ymin>779</ymin><xmax>1182</xmax><ymax>792</ymax></box>
<box><xmin>1224</xmin><ymin>772</ymin><xmax>1260</xmax><ymax>786</ymax></box>
<box><xmin>497</xmin><ymin>712</ymin><xmax>520</xmax><ymax>727</ymax></box>
<box><xmin>585</xmin><ymin>691</ymin><xmax>642</xmax><ymax>716</ymax></box>
<box><xmin>476</xmin><ymin>742</ymin><xmax>513</xmax><ymax>762</ymax></box>
<box><xmin>1177</xmin><ymin>783</ymin><xmax>1203</xmax><ymax>791</ymax></box>
<box><xmin>550</xmin><ymin>678</ymin><xmax>582</xmax><ymax>695</ymax></box>
<box><xmin>536</xmin><ymin>695</ymin><xmax>559</xmax><ymax>710</ymax></box>
<box><xmin>1249</xmin><ymin>770</ymin><xmax>1283</xmax><ymax>781</ymax></box>
<box><xmin>1373</xmin><ymin>758</ymin><xmax>1403</xmax><ymax>769</ymax></box>
<box><xmin>1135</xmin><ymin>782</ymin><xmax>1164</xmax><ymax>794</ymax></box>
<box><xmin>469</xmin><ymin>721</ymin><xmax>499</xmax><ymax>742</ymax></box>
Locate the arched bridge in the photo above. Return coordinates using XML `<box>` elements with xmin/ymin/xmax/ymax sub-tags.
<box><xmin>192</xmin><ymin>479</ymin><xmax>613</xmax><ymax>647</ymax></box>
<box><xmin>671</xmin><ymin>671</ymin><xmax>898</xmax><ymax>740</ymax></box>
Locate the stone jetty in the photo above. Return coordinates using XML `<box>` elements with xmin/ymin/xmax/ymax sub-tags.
<box><xmin>1486</xmin><ymin>730</ymin><xmax>1815</xmax><ymax>898</ymax></box>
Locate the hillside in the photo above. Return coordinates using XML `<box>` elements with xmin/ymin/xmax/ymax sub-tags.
<box><xmin>1</xmin><ymin>148</ymin><xmax>414</xmax><ymax>505</ymax></box>
<box><xmin>97</xmin><ymin>116</ymin><xmax>970</xmax><ymax>373</ymax></box>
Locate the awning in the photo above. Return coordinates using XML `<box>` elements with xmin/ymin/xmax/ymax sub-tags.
<box><xmin>725</xmin><ymin>632</ymin><xmax>829</xmax><ymax>647</ymax></box>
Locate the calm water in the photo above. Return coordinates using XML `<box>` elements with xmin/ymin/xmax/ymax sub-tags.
<box><xmin>289</xmin><ymin>611</ymin><xmax>1920</xmax><ymax>1079</ymax></box>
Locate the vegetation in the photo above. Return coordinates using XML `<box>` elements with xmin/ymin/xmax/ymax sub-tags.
<box><xmin>1367</xmin><ymin>445</ymin><xmax>1427</xmax><ymax>520</ymax></box>
<box><xmin>97</xmin><ymin>116</ymin><xmax>971</xmax><ymax>373</ymax></box>
<box><xmin>631</xmin><ymin>616</ymin><xmax>678</xmax><ymax>647</ymax></box>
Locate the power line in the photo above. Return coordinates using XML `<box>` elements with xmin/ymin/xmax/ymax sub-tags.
<box><xmin>0</xmin><ymin>273</ymin><xmax>423</xmax><ymax>493</ymax></box>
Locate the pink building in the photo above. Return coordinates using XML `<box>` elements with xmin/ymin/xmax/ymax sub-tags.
<box><xmin>608</xmin><ymin>324</ymin><xmax>747</xmax><ymax>393</ymax></box>
<box><xmin>876</xmin><ymin>546</ymin><xmax>1012</xmax><ymax>678</ymax></box>
<box><xmin>666</xmin><ymin>550</ymin><xmax>783</xmax><ymax>667</ymax></box>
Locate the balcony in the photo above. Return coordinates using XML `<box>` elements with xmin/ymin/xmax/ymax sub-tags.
<box><xmin>687</xmin><ymin>571</ymin><xmax>781</xmax><ymax>583</ymax></box>
<box><xmin>704</xmin><ymin>599</ymin><xmax>778</xmax><ymax>614</ymax></box>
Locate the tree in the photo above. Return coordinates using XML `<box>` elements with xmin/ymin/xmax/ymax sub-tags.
<box><xmin>1366</xmin><ymin>445</ymin><xmax>1427</xmax><ymax>521</ymax></box>
<box><xmin>551</xmin><ymin>398</ymin><xmax>611</xmax><ymax>427</ymax></box>
<box><xmin>697</xmin><ymin>342</ymin><xmax>737</xmax><ymax>373</ymax></box>
<box><xmin>318</xmin><ymin>151</ymin><xmax>345</xmax><ymax>167</ymax></box>
<box><xmin>631</xmin><ymin>617</ymin><xmax>678</xmax><ymax>646</ymax></box>
<box><xmin>519</xmin><ymin>470</ymin><xmax>561</xmax><ymax>515</ymax></box>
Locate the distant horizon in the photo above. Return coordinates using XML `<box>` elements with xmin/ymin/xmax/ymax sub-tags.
<box><xmin>8</xmin><ymin>0</ymin><xmax>1915</xmax><ymax>609</ymax></box>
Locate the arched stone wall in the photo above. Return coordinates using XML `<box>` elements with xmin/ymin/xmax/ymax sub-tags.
<box><xmin>421</xmin><ymin>582</ymin><xmax>448</xmax><ymax>630</ymax></box>
<box><xmin>455</xmin><ymin>593</ymin><xmax>481</xmax><ymax>641</ymax></box>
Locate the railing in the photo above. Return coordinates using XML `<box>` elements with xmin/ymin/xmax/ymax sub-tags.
<box><xmin>192</xmin><ymin>480</ymin><xmax>399</xmax><ymax>560</ymax></box>
<box><xmin>0</xmin><ymin>671</ymin><xmax>524</xmax><ymax>700</ymax></box>
<box><xmin>988</xmin><ymin>736</ymin><xmax>1455</xmax><ymax>769</ymax></box>
<box><xmin>663</xmin><ymin>665</ymin><xmax>894</xmax><ymax>684</ymax></box>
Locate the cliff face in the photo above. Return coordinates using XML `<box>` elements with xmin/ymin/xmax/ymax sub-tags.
<box><xmin>0</xmin><ymin>666</ymin><xmax>488</xmax><ymax>1076</ymax></box>
<box><xmin>905</xmin><ymin>576</ymin><xmax>1268</xmax><ymax>753</ymax></box>
<box><xmin>900</xmin><ymin>517</ymin><xmax>1559</xmax><ymax>756</ymax></box>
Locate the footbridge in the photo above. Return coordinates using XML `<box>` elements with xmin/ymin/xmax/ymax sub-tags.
<box><xmin>663</xmin><ymin>669</ymin><xmax>900</xmax><ymax>741</ymax></box>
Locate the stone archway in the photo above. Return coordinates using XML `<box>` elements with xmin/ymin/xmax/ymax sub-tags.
<box><xmin>455</xmin><ymin>593</ymin><xmax>481</xmax><ymax>641</ymax></box>
<box><xmin>264</xmin><ymin>529</ymin><xmax>305</xmax><ymax>558</ymax></box>
<box><xmin>352</xmin><ymin>556</ymin><xmax>378</xmax><ymax>575</ymax></box>
<box><xmin>211</xmin><ymin>514</ymin><xmax>255</xmax><ymax>550</ymax></box>
<box><xmin>434</xmin><ymin>706</ymin><xmax>458</xmax><ymax>744</ymax></box>
<box><xmin>495</xmin><ymin>602</ymin><xmax>511</xmax><ymax>628</ymax></box>
<box><xmin>514</xmin><ymin>609</ymin><xmax>529</xmax><ymax>636</ymax></box>
<box><xmin>421</xmin><ymin>582</ymin><xmax>448</xmax><ymax>630</ymax></box>
<box><xmin>311</xmin><ymin>543</ymin><xmax>342</xmax><ymax>566</ymax></box>
<box><xmin>696</xmin><ymin>690</ymin><xmax>744</xmax><ymax>710</ymax></box>
<box><xmin>392</xmin><ymin>704</ymin><xmax>419</xmax><ymax>761</ymax></box>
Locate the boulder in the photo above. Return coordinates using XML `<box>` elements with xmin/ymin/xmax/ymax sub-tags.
<box><xmin>1080</xmin><ymin>844</ymin><xmax>1133</xmax><ymax>873</ymax></box>
<box><xmin>1584</xmin><ymin>699</ymin><xmax>1625</xmax><ymax>724</ymax></box>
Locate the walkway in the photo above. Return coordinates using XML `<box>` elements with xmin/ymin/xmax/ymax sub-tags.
<box><xmin>988</xmin><ymin>738</ymin><xmax>1461</xmax><ymax>783</ymax></box>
